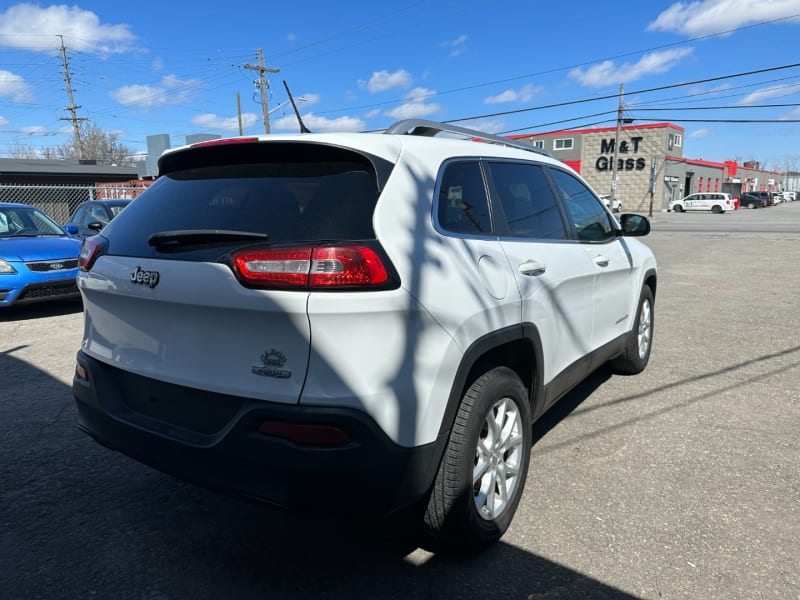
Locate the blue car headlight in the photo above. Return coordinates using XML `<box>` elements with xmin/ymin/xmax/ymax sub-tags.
<box><xmin>0</xmin><ymin>259</ymin><xmax>18</xmax><ymax>274</ymax></box>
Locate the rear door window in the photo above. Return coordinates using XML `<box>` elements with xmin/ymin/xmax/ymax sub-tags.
<box><xmin>484</xmin><ymin>161</ymin><xmax>566</xmax><ymax>240</ymax></box>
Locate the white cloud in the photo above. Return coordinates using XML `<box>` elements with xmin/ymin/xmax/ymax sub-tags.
<box><xmin>689</xmin><ymin>128</ymin><xmax>713</xmax><ymax>138</ymax></box>
<box><xmin>272</xmin><ymin>113</ymin><xmax>366</xmax><ymax>132</ymax></box>
<box><xmin>648</xmin><ymin>0</ymin><xmax>800</xmax><ymax>36</ymax></box>
<box><xmin>484</xmin><ymin>84</ymin><xmax>543</xmax><ymax>104</ymax></box>
<box><xmin>404</xmin><ymin>87</ymin><xmax>436</xmax><ymax>102</ymax></box>
<box><xmin>0</xmin><ymin>69</ymin><xmax>33</xmax><ymax>102</ymax></box>
<box><xmin>287</xmin><ymin>32</ymin><xmax>297</xmax><ymax>42</ymax></box>
<box><xmin>442</xmin><ymin>34</ymin><xmax>468</xmax><ymax>58</ymax></box>
<box><xmin>0</xmin><ymin>115</ymin><xmax>9</xmax><ymax>126</ymax></box>
<box><xmin>569</xmin><ymin>48</ymin><xmax>694</xmax><ymax>87</ymax></box>
<box><xmin>22</xmin><ymin>125</ymin><xmax>47</xmax><ymax>134</ymax></box>
<box><xmin>365</xmin><ymin>108</ymin><xmax>381</xmax><ymax>119</ymax></box>
<box><xmin>298</xmin><ymin>92</ymin><xmax>320</xmax><ymax>106</ymax></box>
<box><xmin>737</xmin><ymin>83</ymin><xmax>800</xmax><ymax>105</ymax></box>
<box><xmin>0</xmin><ymin>4</ymin><xmax>137</xmax><ymax>54</ymax></box>
<box><xmin>782</xmin><ymin>107</ymin><xmax>800</xmax><ymax>120</ymax></box>
<box><xmin>359</xmin><ymin>69</ymin><xmax>412</xmax><ymax>93</ymax></box>
<box><xmin>385</xmin><ymin>102</ymin><xmax>440</xmax><ymax>120</ymax></box>
<box><xmin>384</xmin><ymin>87</ymin><xmax>441</xmax><ymax>120</ymax></box>
<box><xmin>111</xmin><ymin>75</ymin><xmax>203</xmax><ymax>108</ymax></box>
<box><xmin>191</xmin><ymin>113</ymin><xmax>258</xmax><ymax>132</ymax></box>
<box><xmin>453</xmin><ymin>118</ymin><xmax>507</xmax><ymax>135</ymax></box>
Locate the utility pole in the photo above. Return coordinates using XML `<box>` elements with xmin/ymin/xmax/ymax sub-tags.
<box><xmin>236</xmin><ymin>92</ymin><xmax>243</xmax><ymax>136</ymax></box>
<box><xmin>610</xmin><ymin>83</ymin><xmax>624</xmax><ymax>198</ymax></box>
<box><xmin>243</xmin><ymin>48</ymin><xmax>280</xmax><ymax>134</ymax></box>
<box><xmin>57</xmin><ymin>35</ymin><xmax>87</xmax><ymax>159</ymax></box>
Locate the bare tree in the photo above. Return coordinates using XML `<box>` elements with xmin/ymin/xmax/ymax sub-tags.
<box><xmin>7</xmin><ymin>137</ymin><xmax>41</xmax><ymax>159</ymax></box>
<box><xmin>45</xmin><ymin>121</ymin><xmax>134</xmax><ymax>166</ymax></box>
<box><xmin>776</xmin><ymin>155</ymin><xmax>800</xmax><ymax>175</ymax></box>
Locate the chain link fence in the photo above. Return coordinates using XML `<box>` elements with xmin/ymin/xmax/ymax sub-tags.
<box><xmin>0</xmin><ymin>183</ymin><xmax>150</xmax><ymax>224</ymax></box>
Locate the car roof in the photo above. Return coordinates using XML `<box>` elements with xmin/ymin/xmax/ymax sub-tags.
<box><xmin>159</xmin><ymin>122</ymin><xmax>568</xmax><ymax>176</ymax></box>
<box><xmin>0</xmin><ymin>202</ymin><xmax>34</xmax><ymax>209</ymax></box>
<box><xmin>79</xmin><ymin>199</ymin><xmax>132</xmax><ymax>205</ymax></box>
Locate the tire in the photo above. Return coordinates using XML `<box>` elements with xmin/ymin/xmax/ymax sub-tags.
<box><xmin>422</xmin><ymin>367</ymin><xmax>532</xmax><ymax>554</ymax></box>
<box><xmin>610</xmin><ymin>285</ymin><xmax>654</xmax><ymax>375</ymax></box>
<box><xmin>673</xmin><ymin>205</ymin><xmax>683</xmax><ymax>213</ymax></box>
<box><xmin>711</xmin><ymin>205</ymin><xmax>723</xmax><ymax>214</ymax></box>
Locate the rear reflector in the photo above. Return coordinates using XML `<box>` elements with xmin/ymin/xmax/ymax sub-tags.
<box><xmin>233</xmin><ymin>245</ymin><xmax>390</xmax><ymax>289</ymax></box>
<box><xmin>259</xmin><ymin>420</ymin><xmax>352</xmax><ymax>446</ymax></box>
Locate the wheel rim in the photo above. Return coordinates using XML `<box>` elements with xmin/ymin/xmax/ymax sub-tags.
<box><xmin>473</xmin><ymin>397</ymin><xmax>525</xmax><ymax>521</ymax></box>
<box><xmin>637</xmin><ymin>298</ymin><xmax>652</xmax><ymax>359</ymax></box>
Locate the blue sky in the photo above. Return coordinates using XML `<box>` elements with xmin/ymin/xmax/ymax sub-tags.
<box><xmin>1</xmin><ymin>0</ymin><xmax>800</xmax><ymax>169</ymax></box>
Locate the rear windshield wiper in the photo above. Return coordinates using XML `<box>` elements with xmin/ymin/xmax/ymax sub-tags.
<box><xmin>148</xmin><ymin>229</ymin><xmax>268</xmax><ymax>249</ymax></box>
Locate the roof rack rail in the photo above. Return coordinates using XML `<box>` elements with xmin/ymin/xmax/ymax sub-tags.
<box><xmin>384</xmin><ymin>119</ymin><xmax>551</xmax><ymax>157</ymax></box>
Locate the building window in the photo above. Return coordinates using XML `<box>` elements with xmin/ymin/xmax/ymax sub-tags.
<box><xmin>531</xmin><ymin>140</ymin><xmax>544</xmax><ymax>149</ymax></box>
<box><xmin>554</xmin><ymin>138</ymin><xmax>573</xmax><ymax>151</ymax></box>
<box><xmin>674</xmin><ymin>134</ymin><xmax>682</xmax><ymax>148</ymax></box>
<box><xmin>698</xmin><ymin>177</ymin><xmax>703</xmax><ymax>193</ymax></box>
<box><xmin>714</xmin><ymin>178</ymin><xmax>719</xmax><ymax>192</ymax></box>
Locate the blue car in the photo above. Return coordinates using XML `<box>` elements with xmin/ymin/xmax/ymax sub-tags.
<box><xmin>0</xmin><ymin>202</ymin><xmax>82</xmax><ymax>307</ymax></box>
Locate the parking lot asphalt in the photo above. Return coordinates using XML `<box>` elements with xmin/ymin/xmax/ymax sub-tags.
<box><xmin>2</xmin><ymin>203</ymin><xmax>799</xmax><ymax>599</ymax></box>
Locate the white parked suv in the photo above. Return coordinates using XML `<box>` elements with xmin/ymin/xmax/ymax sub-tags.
<box><xmin>599</xmin><ymin>194</ymin><xmax>623</xmax><ymax>213</ymax></box>
<box><xmin>73</xmin><ymin>119</ymin><xmax>657</xmax><ymax>553</ymax></box>
<box><xmin>669</xmin><ymin>192</ymin><xmax>735</xmax><ymax>213</ymax></box>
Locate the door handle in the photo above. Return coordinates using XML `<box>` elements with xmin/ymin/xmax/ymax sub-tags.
<box><xmin>519</xmin><ymin>260</ymin><xmax>546</xmax><ymax>276</ymax></box>
<box><xmin>593</xmin><ymin>255</ymin><xmax>609</xmax><ymax>267</ymax></box>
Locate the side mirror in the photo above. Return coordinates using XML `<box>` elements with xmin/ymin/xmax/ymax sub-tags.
<box><xmin>619</xmin><ymin>213</ymin><xmax>650</xmax><ymax>236</ymax></box>
<box><xmin>65</xmin><ymin>224</ymin><xmax>79</xmax><ymax>235</ymax></box>
<box><xmin>87</xmin><ymin>221</ymin><xmax>104</xmax><ymax>232</ymax></box>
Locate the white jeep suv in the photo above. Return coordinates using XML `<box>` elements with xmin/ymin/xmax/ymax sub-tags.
<box><xmin>73</xmin><ymin>120</ymin><xmax>657</xmax><ymax>553</ymax></box>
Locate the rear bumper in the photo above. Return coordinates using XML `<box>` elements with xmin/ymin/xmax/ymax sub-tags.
<box><xmin>72</xmin><ymin>351</ymin><xmax>442</xmax><ymax>516</ymax></box>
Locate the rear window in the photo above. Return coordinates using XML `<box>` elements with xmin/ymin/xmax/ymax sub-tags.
<box><xmin>102</xmin><ymin>143</ymin><xmax>388</xmax><ymax>258</ymax></box>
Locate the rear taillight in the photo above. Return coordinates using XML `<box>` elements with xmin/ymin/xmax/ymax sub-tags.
<box><xmin>233</xmin><ymin>245</ymin><xmax>392</xmax><ymax>290</ymax></box>
<box><xmin>78</xmin><ymin>235</ymin><xmax>108</xmax><ymax>271</ymax></box>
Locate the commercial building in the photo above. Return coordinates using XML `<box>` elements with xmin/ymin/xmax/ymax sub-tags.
<box><xmin>508</xmin><ymin>124</ymin><xmax>785</xmax><ymax>212</ymax></box>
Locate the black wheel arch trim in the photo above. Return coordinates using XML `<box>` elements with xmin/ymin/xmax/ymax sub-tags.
<box><xmin>435</xmin><ymin>324</ymin><xmax>545</xmax><ymax>445</ymax></box>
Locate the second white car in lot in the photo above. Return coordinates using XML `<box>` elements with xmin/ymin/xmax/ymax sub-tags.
<box><xmin>669</xmin><ymin>192</ymin><xmax>736</xmax><ymax>213</ymax></box>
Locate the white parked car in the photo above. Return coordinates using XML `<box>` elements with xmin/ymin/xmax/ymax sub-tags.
<box><xmin>72</xmin><ymin>119</ymin><xmax>657</xmax><ymax>553</ymax></box>
<box><xmin>600</xmin><ymin>194</ymin><xmax>623</xmax><ymax>213</ymax></box>
<box><xmin>669</xmin><ymin>192</ymin><xmax>735</xmax><ymax>213</ymax></box>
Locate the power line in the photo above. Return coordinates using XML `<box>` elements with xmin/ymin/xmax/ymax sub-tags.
<box><xmin>444</xmin><ymin>62</ymin><xmax>800</xmax><ymax>125</ymax></box>
<box><xmin>319</xmin><ymin>12</ymin><xmax>800</xmax><ymax>117</ymax></box>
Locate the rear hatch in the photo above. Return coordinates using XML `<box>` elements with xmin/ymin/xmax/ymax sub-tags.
<box><xmin>78</xmin><ymin>139</ymin><xmax>396</xmax><ymax>405</ymax></box>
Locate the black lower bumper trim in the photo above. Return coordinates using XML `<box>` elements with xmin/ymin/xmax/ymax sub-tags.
<box><xmin>72</xmin><ymin>351</ymin><xmax>442</xmax><ymax>516</ymax></box>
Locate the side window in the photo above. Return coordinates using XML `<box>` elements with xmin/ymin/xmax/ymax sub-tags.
<box><xmin>437</xmin><ymin>161</ymin><xmax>492</xmax><ymax>235</ymax></box>
<box><xmin>548</xmin><ymin>168</ymin><xmax>615</xmax><ymax>243</ymax></box>
<box><xmin>71</xmin><ymin>207</ymin><xmax>87</xmax><ymax>226</ymax></box>
<box><xmin>486</xmin><ymin>162</ymin><xmax>566</xmax><ymax>239</ymax></box>
<box><xmin>88</xmin><ymin>204</ymin><xmax>110</xmax><ymax>224</ymax></box>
